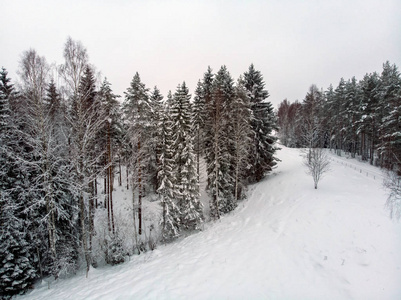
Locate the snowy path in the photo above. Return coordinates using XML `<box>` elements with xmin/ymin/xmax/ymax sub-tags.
<box><xmin>20</xmin><ymin>146</ymin><xmax>401</xmax><ymax>300</ymax></box>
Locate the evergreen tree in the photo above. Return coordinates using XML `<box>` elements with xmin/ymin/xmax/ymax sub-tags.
<box><xmin>232</xmin><ymin>77</ymin><xmax>252</xmax><ymax>201</ymax></box>
<box><xmin>331</xmin><ymin>79</ymin><xmax>347</xmax><ymax>153</ymax></box>
<box><xmin>243</xmin><ymin>64</ymin><xmax>278</xmax><ymax>182</ymax></box>
<box><xmin>378</xmin><ymin>62</ymin><xmax>401</xmax><ymax>170</ymax></box>
<box><xmin>0</xmin><ymin>68</ymin><xmax>38</xmax><ymax>298</ymax></box>
<box><xmin>18</xmin><ymin>49</ymin><xmax>79</xmax><ymax>278</ymax></box>
<box><xmin>123</xmin><ymin>72</ymin><xmax>152</xmax><ymax>236</ymax></box>
<box><xmin>277</xmin><ymin>99</ymin><xmax>302</xmax><ymax>148</ymax></box>
<box><xmin>0</xmin><ymin>194</ymin><xmax>37</xmax><ymax>298</ymax></box>
<box><xmin>205</xmin><ymin>66</ymin><xmax>235</xmax><ymax>218</ymax></box>
<box><xmin>171</xmin><ymin>82</ymin><xmax>204</xmax><ymax>229</ymax></box>
<box><xmin>0</xmin><ymin>67</ymin><xmax>12</xmax><ymax>133</ymax></box>
<box><xmin>357</xmin><ymin>72</ymin><xmax>380</xmax><ymax>164</ymax></box>
<box><xmin>202</xmin><ymin>66</ymin><xmax>214</xmax><ymax>190</ymax></box>
<box><xmin>192</xmin><ymin>80</ymin><xmax>205</xmax><ymax>183</ymax></box>
<box><xmin>158</xmin><ymin>103</ymin><xmax>181</xmax><ymax>241</ymax></box>
<box><xmin>149</xmin><ymin>86</ymin><xmax>164</xmax><ymax>192</ymax></box>
<box><xmin>300</xmin><ymin>85</ymin><xmax>325</xmax><ymax>162</ymax></box>
<box><xmin>97</xmin><ymin>78</ymin><xmax>122</xmax><ymax>237</ymax></box>
<box><xmin>343</xmin><ymin>77</ymin><xmax>360</xmax><ymax>157</ymax></box>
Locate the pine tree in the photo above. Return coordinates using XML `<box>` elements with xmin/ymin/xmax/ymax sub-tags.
<box><xmin>331</xmin><ymin>79</ymin><xmax>347</xmax><ymax>154</ymax></box>
<box><xmin>243</xmin><ymin>64</ymin><xmax>278</xmax><ymax>182</ymax></box>
<box><xmin>97</xmin><ymin>78</ymin><xmax>122</xmax><ymax>236</ymax></box>
<box><xmin>378</xmin><ymin>62</ymin><xmax>401</xmax><ymax>170</ymax></box>
<box><xmin>343</xmin><ymin>77</ymin><xmax>360</xmax><ymax>158</ymax></box>
<box><xmin>357</xmin><ymin>72</ymin><xmax>380</xmax><ymax>164</ymax></box>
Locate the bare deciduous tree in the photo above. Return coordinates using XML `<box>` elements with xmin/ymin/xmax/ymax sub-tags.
<box><xmin>383</xmin><ymin>170</ymin><xmax>401</xmax><ymax>220</ymax></box>
<box><xmin>60</xmin><ymin>37</ymin><xmax>106</xmax><ymax>277</ymax></box>
<box><xmin>304</xmin><ymin>148</ymin><xmax>331</xmax><ymax>189</ymax></box>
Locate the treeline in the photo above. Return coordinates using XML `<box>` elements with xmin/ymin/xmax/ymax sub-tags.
<box><xmin>0</xmin><ymin>38</ymin><xmax>278</xmax><ymax>297</ymax></box>
<box><xmin>277</xmin><ymin>61</ymin><xmax>401</xmax><ymax>172</ymax></box>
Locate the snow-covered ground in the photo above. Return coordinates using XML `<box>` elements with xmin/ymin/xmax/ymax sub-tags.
<box><xmin>19</xmin><ymin>146</ymin><xmax>401</xmax><ymax>300</ymax></box>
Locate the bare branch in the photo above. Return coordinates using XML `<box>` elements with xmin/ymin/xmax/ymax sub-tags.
<box><xmin>304</xmin><ymin>148</ymin><xmax>331</xmax><ymax>189</ymax></box>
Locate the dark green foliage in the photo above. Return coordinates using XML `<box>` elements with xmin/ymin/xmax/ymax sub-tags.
<box><xmin>171</xmin><ymin>82</ymin><xmax>204</xmax><ymax>230</ymax></box>
<box><xmin>158</xmin><ymin>102</ymin><xmax>181</xmax><ymax>241</ymax></box>
<box><xmin>0</xmin><ymin>68</ymin><xmax>38</xmax><ymax>298</ymax></box>
<box><xmin>278</xmin><ymin>61</ymin><xmax>401</xmax><ymax>171</ymax></box>
<box><xmin>243</xmin><ymin>64</ymin><xmax>278</xmax><ymax>182</ymax></box>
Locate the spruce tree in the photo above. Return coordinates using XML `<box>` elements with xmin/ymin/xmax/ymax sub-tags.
<box><xmin>123</xmin><ymin>72</ymin><xmax>152</xmax><ymax>236</ymax></box>
<box><xmin>171</xmin><ymin>82</ymin><xmax>204</xmax><ymax>229</ymax></box>
<box><xmin>205</xmin><ymin>66</ymin><xmax>235</xmax><ymax>218</ymax></box>
<box><xmin>0</xmin><ymin>67</ymin><xmax>12</xmax><ymax>131</ymax></box>
<box><xmin>149</xmin><ymin>86</ymin><xmax>164</xmax><ymax>192</ymax></box>
<box><xmin>158</xmin><ymin>103</ymin><xmax>181</xmax><ymax>241</ymax></box>
<box><xmin>192</xmin><ymin>80</ymin><xmax>205</xmax><ymax>183</ymax></box>
<box><xmin>202</xmin><ymin>66</ymin><xmax>215</xmax><ymax>190</ymax></box>
<box><xmin>232</xmin><ymin>77</ymin><xmax>252</xmax><ymax>201</ymax></box>
<box><xmin>243</xmin><ymin>64</ymin><xmax>278</xmax><ymax>182</ymax></box>
<box><xmin>0</xmin><ymin>67</ymin><xmax>38</xmax><ymax>297</ymax></box>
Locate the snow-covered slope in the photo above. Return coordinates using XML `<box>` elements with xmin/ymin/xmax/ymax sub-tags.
<box><xmin>20</xmin><ymin>146</ymin><xmax>401</xmax><ymax>300</ymax></box>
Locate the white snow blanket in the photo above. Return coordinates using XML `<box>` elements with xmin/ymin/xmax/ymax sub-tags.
<box><xmin>20</xmin><ymin>146</ymin><xmax>401</xmax><ymax>300</ymax></box>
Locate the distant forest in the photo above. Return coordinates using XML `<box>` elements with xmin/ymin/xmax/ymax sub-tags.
<box><xmin>277</xmin><ymin>61</ymin><xmax>401</xmax><ymax>172</ymax></box>
<box><xmin>0</xmin><ymin>37</ymin><xmax>278</xmax><ymax>297</ymax></box>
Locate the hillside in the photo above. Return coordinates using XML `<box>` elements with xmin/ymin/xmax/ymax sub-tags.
<box><xmin>19</xmin><ymin>146</ymin><xmax>401</xmax><ymax>300</ymax></box>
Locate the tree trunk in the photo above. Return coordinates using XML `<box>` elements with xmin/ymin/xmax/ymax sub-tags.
<box><xmin>119</xmin><ymin>157</ymin><xmax>122</xmax><ymax>186</ymax></box>
<box><xmin>106</xmin><ymin>168</ymin><xmax>111</xmax><ymax>232</ymax></box>
<box><xmin>80</xmin><ymin>192</ymin><xmax>90</xmax><ymax>277</ymax></box>
<box><xmin>89</xmin><ymin>182</ymin><xmax>94</xmax><ymax>250</ymax></box>
<box><xmin>138</xmin><ymin>139</ymin><xmax>142</xmax><ymax>235</ymax></box>
<box><xmin>107</xmin><ymin>121</ymin><xmax>115</xmax><ymax>234</ymax></box>
<box><xmin>109</xmin><ymin>164</ymin><xmax>115</xmax><ymax>234</ymax></box>
<box><xmin>104</xmin><ymin>173</ymin><xmax>107</xmax><ymax>209</ymax></box>
<box><xmin>126</xmin><ymin>164</ymin><xmax>129</xmax><ymax>190</ymax></box>
<box><xmin>94</xmin><ymin>178</ymin><xmax>98</xmax><ymax>209</ymax></box>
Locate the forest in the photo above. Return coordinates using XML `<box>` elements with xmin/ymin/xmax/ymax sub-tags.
<box><xmin>277</xmin><ymin>61</ymin><xmax>401</xmax><ymax>172</ymax></box>
<box><xmin>0</xmin><ymin>37</ymin><xmax>278</xmax><ymax>298</ymax></box>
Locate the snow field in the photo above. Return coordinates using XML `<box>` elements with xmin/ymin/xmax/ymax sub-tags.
<box><xmin>19</xmin><ymin>146</ymin><xmax>401</xmax><ymax>299</ymax></box>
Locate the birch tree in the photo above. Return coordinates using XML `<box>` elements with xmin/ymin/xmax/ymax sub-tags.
<box><xmin>304</xmin><ymin>148</ymin><xmax>331</xmax><ymax>189</ymax></box>
<box><xmin>60</xmin><ymin>37</ymin><xmax>105</xmax><ymax>276</ymax></box>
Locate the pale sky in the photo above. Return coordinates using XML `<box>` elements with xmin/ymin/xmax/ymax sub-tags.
<box><xmin>2</xmin><ymin>0</ymin><xmax>400</xmax><ymax>107</ymax></box>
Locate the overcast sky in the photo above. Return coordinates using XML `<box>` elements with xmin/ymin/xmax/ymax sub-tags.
<box><xmin>2</xmin><ymin>0</ymin><xmax>401</xmax><ymax>107</ymax></box>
